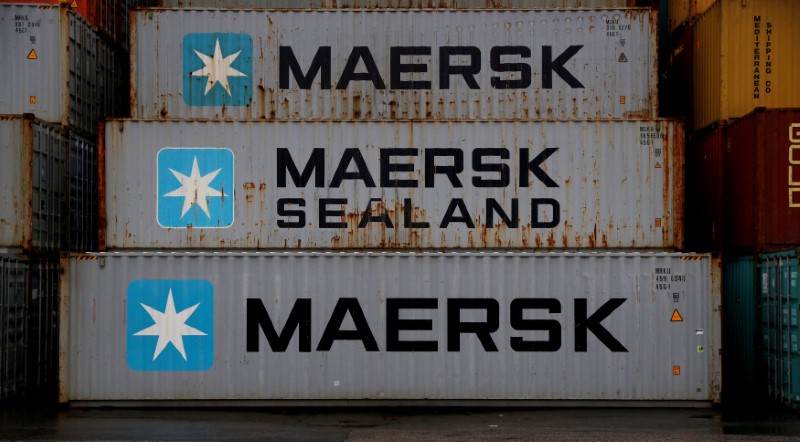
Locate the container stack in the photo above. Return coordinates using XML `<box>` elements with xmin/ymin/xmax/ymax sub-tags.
<box><xmin>57</xmin><ymin>2</ymin><xmax>723</xmax><ymax>406</ymax></box>
<box><xmin>0</xmin><ymin>1</ymin><xmax>134</xmax><ymax>399</ymax></box>
<box><xmin>662</xmin><ymin>0</ymin><xmax>800</xmax><ymax>407</ymax></box>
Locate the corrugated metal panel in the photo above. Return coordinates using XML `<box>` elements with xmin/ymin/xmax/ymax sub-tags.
<box><xmin>722</xmin><ymin>255</ymin><xmax>758</xmax><ymax>403</ymax></box>
<box><xmin>0</xmin><ymin>115</ymin><xmax>97</xmax><ymax>253</ymax></box>
<box><xmin>27</xmin><ymin>256</ymin><xmax>59</xmax><ymax>396</ymax></box>
<box><xmin>62</xmin><ymin>251</ymin><xmax>721</xmax><ymax>403</ymax></box>
<box><xmin>0</xmin><ymin>255</ymin><xmax>28</xmax><ymax>399</ymax></box>
<box><xmin>152</xmin><ymin>0</ymin><xmax>638</xmax><ymax>7</ymax></box>
<box><xmin>685</xmin><ymin>126</ymin><xmax>723</xmax><ymax>252</ymax></box>
<box><xmin>68</xmin><ymin>133</ymin><xmax>98</xmax><ymax>252</ymax></box>
<box><xmin>724</xmin><ymin>108</ymin><xmax>800</xmax><ymax>253</ymax></box>
<box><xmin>759</xmin><ymin>250</ymin><xmax>800</xmax><ymax>408</ymax></box>
<box><xmin>131</xmin><ymin>8</ymin><xmax>657</xmax><ymax>121</ymax></box>
<box><xmin>0</xmin><ymin>115</ymin><xmax>68</xmax><ymax>252</ymax></box>
<box><xmin>0</xmin><ymin>0</ymin><xmax>134</xmax><ymax>46</ymax></box>
<box><xmin>0</xmin><ymin>5</ymin><xmax>123</xmax><ymax>136</ymax></box>
<box><xmin>689</xmin><ymin>0</ymin><xmax>800</xmax><ymax>131</ymax></box>
<box><xmin>666</xmin><ymin>0</ymin><xmax>715</xmax><ymax>35</ymax></box>
<box><xmin>101</xmin><ymin>119</ymin><xmax>683</xmax><ymax>250</ymax></box>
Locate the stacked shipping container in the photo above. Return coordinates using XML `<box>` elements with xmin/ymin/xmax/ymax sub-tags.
<box><xmin>55</xmin><ymin>3</ymin><xmax>723</xmax><ymax>406</ymax></box>
<box><xmin>0</xmin><ymin>2</ymin><xmax>136</xmax><ymax>399</ymax></box>
<box><xmin>664</xmin><ymin>0</ymin><xmax>800</xmax><ymax>407</ymax></box>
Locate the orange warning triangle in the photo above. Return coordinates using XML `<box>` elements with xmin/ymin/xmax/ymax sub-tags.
<box><xmin>671</xmin><ymin>309</ymin><xmax>683</xmax><ymax>322</ymax></box>
<box><xmin>655</xmin><ymin>162</ymin><xmax>662</xmax><ymax>168</ymax></box>
<box><xmin>71</xmin><ymin>1</ymin><xmax>79</xmax><ymax>8</ymax></box>
<box><xmin>27</xmin><ymin>49</ymin><xmax>38</xmax><ymax>60</ymax></box>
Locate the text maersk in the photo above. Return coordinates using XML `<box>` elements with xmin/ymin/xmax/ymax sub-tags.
<box><xmin>247</xmin><ymin>298</ymin><xmax>627</xmax><ymax>353</ymax></box>
<box><xmin>276</xmin><ymin>147</ymin><xmax>561</xmax><ymax>229</ymax></box>
<box><xmin>279</xmin><ymin>45</ymin><xmax>584</xmax><ymax>90</ymax></box>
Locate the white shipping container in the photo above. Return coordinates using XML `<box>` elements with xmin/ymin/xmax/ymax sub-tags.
<box><xmin>60</xmin><ymin>251</ymin><xmax>721</xmax><ymax>404</ymax></box>
<box><xmin>0</xmin><ymin>4</ymin><xmax>124</xmax><ymax>136</ymax></box>
<box><xmin>100</xmin><ymin>119</ymin><xmax>684</xmax><ymax>250</ymax></box>
<box><xmin>131</xmin><ymin>8</ymin><xmax>657</xmax><ymax>121</ymax></box>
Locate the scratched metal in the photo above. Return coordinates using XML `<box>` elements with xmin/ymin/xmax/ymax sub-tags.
<box><xmin>61</xmin><ymin>251</ymin><xmax>721</xmax><ymax>403</ymax></box>
<box><xmin>153</xmin><ymin>0</ymin><xmax>637</xmax><ymax>7</ymax></box>
<box><xmin>101</xmin><ymin>119</ymin><xmax>683</xmax><ymax>250</ymax></box>
<box><xmin>0</xmin><ymin>115</ymin><xmax>68</xmax><ymax>252</ymax></box>
<box><xmin>131</xmin><ymin>8</ymin><xmax>657</xmax><ymax>121</ymax></box>
<box><xmin>0</xmin><ymin>5</ymin><xmax>124</xmax><ymax>136</ymax></box>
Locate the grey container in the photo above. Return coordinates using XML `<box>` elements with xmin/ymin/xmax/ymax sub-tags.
<box><xmin>60</xmin><ymin>251</ymin><xmax>721</xmax><ymax>404</ymax></box>
<box><xmin>0</xmin><ymin>4</ymin><xmax>124</xmax><ymax>136</ymax></box>
<box><xmin>0</xmin><ymin>254</ymin><xmax>60</xmax><ymax>399</ymax></box>
<box><xmin>100</xmin><ymin>119</ymin><xmax>684</xmax><ymax>250</ymax></box>
<box><xmin>0</xmin><ymin>255</ymin><xmax>28</xmax><ymax>399</ymax></box>
<box><xmin>131</xmin><ymin>8</ymin><xmax>657</xmax><ymax>121</ymax></box>
<box><xmin>152</xmin><ymin>0</ymin><xmax>637</xmax><ymax>7</ymax></box>
<box><xmin>0</xmin><ymin>115</ymin><xmax>97</xmax><ymax>252</ymax></box>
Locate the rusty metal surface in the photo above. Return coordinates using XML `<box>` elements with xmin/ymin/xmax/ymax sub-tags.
<box><xmin>152</xmin><ymin>0</ymin><xmax>638</xmax><ymax>7</ymax></box>
<box><xmin>688</xmin><ymin>0</ymin><xmax>800</xmax><ymax>131</ymax></box>
<box><xmin>0</xmin><ymin>4</ymin><xmax>124</xmax><ymax>136</ymax></box>
<box><xmin>63</xmin><ymin>251</ymin><xmax>719</xmax><ymax>402</ymax></box>
<box><xmin>131</xmin><ymin>8</ymin><xmax>657</xmax><ymax>121</ymax></box>
<box><xmin>724</xmin><ymin>108</ymin><xmax>800</xmax><ymax>253</ymax></box>
<box><xmin>101</xmin><ymin>119</ymin><xmax>683</xmax><ymax>250</ymax></box>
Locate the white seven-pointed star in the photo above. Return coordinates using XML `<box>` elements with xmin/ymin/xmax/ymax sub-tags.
<box><xmin>190</xmin><ymin>38</ymin><xmax>247</xmax><ymax>96</ymax></box>
<box><xmin>163</xmin><ymin>156</ymin><xmax>226</xmax><ymax>219</ymax></box>
<box><xmin>133</xmin><ymin>289</ymin><xmax>207</xmax><ymax>361</ymax></box>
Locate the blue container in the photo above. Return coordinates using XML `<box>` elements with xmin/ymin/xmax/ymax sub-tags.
<box><xmin>759</xmin><ymin>250</ymin><xmax>800</xmax><ymax>408</ymax></box>
<box><xmin>724</xmin><ymin>256</ymin><xmax>759</xmax><ymax>402</ymax></box>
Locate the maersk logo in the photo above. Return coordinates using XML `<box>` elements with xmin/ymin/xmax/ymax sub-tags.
<box><xmin>127</xmin><ymin>280</ymin><xmax>214</xmax><ymax>371</ymax></box>
<box><xmin>183</xmin><ymin>33</ymin><xmax>252</xmax><ymax>106</ymax></box>
<box><xmin>157</xmin><ymin>148</ymin><xmax>234</xmax><ymax>228</ymax></box>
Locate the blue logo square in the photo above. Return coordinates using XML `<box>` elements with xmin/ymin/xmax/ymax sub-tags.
<box><xmin>127</xmin><ymin>280</ymin><xmax>214</xmax><ymax>371</ymax></box>
<box><xmin>157</xmin><ymin>148</ymin><xmax>235</xmax><ymax>228</ymax></box>
<box><xmin>183</xmin><ymin>33</ymin><xmax>252</xmax><ymax>106</ymax></box>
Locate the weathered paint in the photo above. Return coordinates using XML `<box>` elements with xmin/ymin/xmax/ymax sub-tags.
<box><xmin>131</xmin><ymin>8</ymin><xmax>658</xmax><ymax>121</ymax></box>
<box><xmin>724</xmin><ymin>109</ymin><xmax>800</xmax><ymax>253</ymax></box>
<box><xmin>0</xmin><ymin>4</ymin><xmax>124</xmax><ymax>136</ymax></box>
<box><xmin>153</xmin><ymin>0</ymin><xmax>637</xmax><ymax>7</ymax></box>
<box><xmin>686</xmin><ymin>0</ymin><xmax>800</xmax><ymax>131</ymax></box>
<box><xmin>0</xmin><ymin>254</ymin><xmax>27</xmax><ymax>399</ymax></box>
<box><xmin>0</xmin><ymin>115</ymin><xmax>97</xmax><ymax>253</ymax></box>
<box><xmin>0</xmin><ymin>0</ymin><xmax>135</xmax><ymax>47</ymax></box>
<box><xmin>61</xmin><ymin>251</ymin><xmax>721</xmax><ymax>403</ymax></box>
<box><xmin>101</xmin><ymin>119</ymin><xmax>684</xmax><ymax>250</ymax></box>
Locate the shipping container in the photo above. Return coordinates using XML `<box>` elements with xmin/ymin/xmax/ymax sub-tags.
<box><xmin>131</xmin><ymin>8</ymin><xmax>658</xmax><ymax>121</ymax></box>
<box><xmin>666</xmin><ymin>0</ymin><xmax>715</xmax><ymax>35</ymax></box>
<box><xmin>0</xmin><ymin>255</ymin><xmax>28</xmax><ymax>399</ymax></box>
<box><xmin>0</xmin><ymin>4</ymin><xmax>125</xmax><ymax>136</ymax></box>
<box><xmin>723</xmin><ymin>255</ymin><xmax>758</xmax><ymax>403</ymax></box>
<box><xmin>0</xmin><ymin>254</ymin><xmax>60</xmax><ymax>400</ymax></box>
<box><xmin>759</xmin><ymin>250</ymin><xmax>800</xmax><ymax>408</ymax></box>
<box><xmin>684</xmin><ymin>126</ymin><xmax>723</xmax><ymax>252</ymax></box>
<box><xmin>100</xmin><ymin>119</ymin><xmax>683</xmax><ymax>250</ymax></box>
<box><xmin>724</xmin><ymin>108</ymin><xmax>800</xmax><ymax>253</ymax></box>
<box><xmin>0</xmin><ymin>0</ymin><xmax>133</xmax><ymax>47</ymax></box>
<box><xmin>0</xmin><ymin>114</ymin><xmax>97</xmax><ymax>253</ymax></box>
<box><xmin>674</xmin><ymin>0</ymin><xmax>800</xmax><ymax>131</ymax></box>
<box><xmin>152</xmin><ymin>0</ymin><xmax>638</xmax><ymax>7</ymax></box>
<box><xmin>60</xmin><ymin>251</ymin><xmax>721</xmax><ymax>404</ymax></box>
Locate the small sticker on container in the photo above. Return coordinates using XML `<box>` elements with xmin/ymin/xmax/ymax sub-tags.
<box><xmin>673</xmin><ymin>365</ymin><xmax>681</xmax><ymax>375</ymax></box>
<box><xmin>655</xmin><ymin>218</ymin><xmax>662</xmax><ymax>227</ymax></box>
<box><xmin>27</xmin><ymin>49</ymin><xmax>38</xmax><ymax>60</ymax></box>
<box><xmin>29</xmin><ymin>96</ymin><xmax>36</xmax><ymax>104</ymax></box>
<box><xmin>619</xmin><ymin>96</ymin><xmax>626</xmax><ymax>104</ymax></box>
<box><xmin>697</xmin><ymin>346</ymin><xmax>704</xmax><ymax>353</ymax></box>
<box><xmin>671</xmin><ymin>309</ymin><xmax>683</xmax><ymax>322</ymax></box>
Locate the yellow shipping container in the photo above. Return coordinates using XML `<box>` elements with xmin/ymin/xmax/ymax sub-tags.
<box><xmin>668</xmin><ymin>0</ymin><xmax>717</xmax><ymax>35</ymax></box>
<box><xmin>690</xmin><ymin>0</ymin><xmax>800</xmax><ymax>131</ymax></box>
